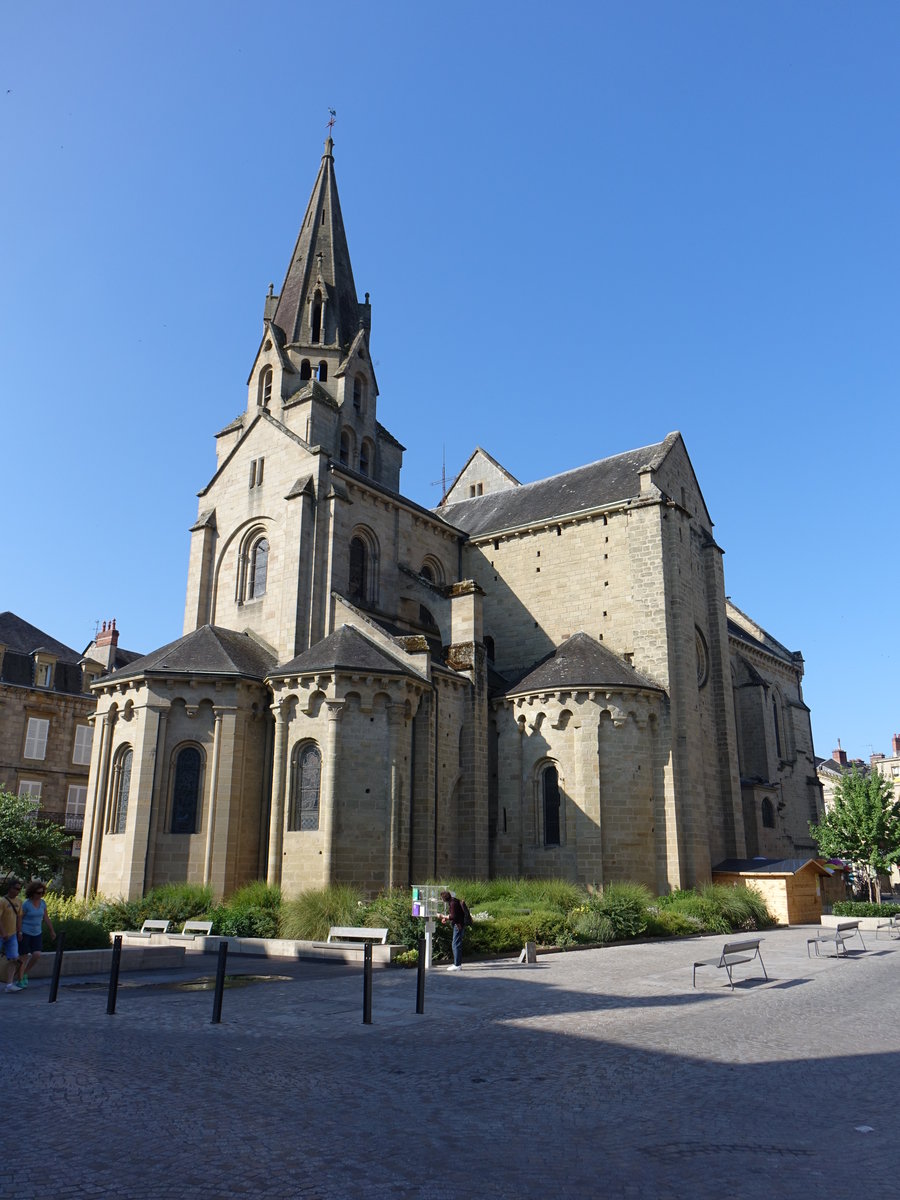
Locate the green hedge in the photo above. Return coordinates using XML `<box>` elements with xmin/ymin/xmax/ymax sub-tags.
<box><xmin>832</xmin><ymin>900</ymin><xmax>900</xmax><ymax>918</ymax></box>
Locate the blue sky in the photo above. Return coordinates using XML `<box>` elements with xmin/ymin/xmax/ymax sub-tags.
<box><xmin>3</xmin><ymin>2</ymin><xmax>898</xmax><ymax>762</ymax></box>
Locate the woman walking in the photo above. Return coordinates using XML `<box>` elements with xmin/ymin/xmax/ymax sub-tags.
<box><xmin>16</xmin><ymin>881</ymin><xmax>55</xmax><ymax>988</ymax></box>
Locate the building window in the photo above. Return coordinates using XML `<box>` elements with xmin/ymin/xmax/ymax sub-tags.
<box><xmin>340</xmin><ymin>431</ymin><xmax>351</xmax><ymax>466</ymax></box>
<box><xmin>772</xmin><ymin>696</ymin><xmax>782</xmax><ymax>758</ymax></box>
<box><xmin>36</xmin><ymin>661</ymin><xmax>54</xmax><ymax>688</ymax></box>
<box><xmin>66</xmin><ymin>784</ymin><xmax>87</xmax><ymax>830</ymax></box>
<box><xmin>311</xmin><ymin>291</ymin><xmax>323</xmax><ymax>343</ymax></box>
<box><xmin>288</xmin><ymin>743</ymin><xmax>321</xmax><ymax>831</ymax></box>
<box><xmin>171</xmin><ymin>746</ymin><xmax>202</xmax><ymax>833</ymax></box>
<box><xmin>300</xmin><ymin>359</ymin><xmax>312</xmax><ymax>381</ymax></box>
<box><xmin>73</xmin><ymin>725</ymin><xmax>93</xmax><ymax>765</ymax></box>
<box><xmin>349</xmin><ymin>536</ymin><xmax>368</xmax><ymax>604</ymax></box>
<box><xmin>249</xmin><ymin>458</ymin><xmax>264</xmax><ymax>489</ymax></box>
<box><xmin>18</xmin><ymin>781</ymin><xmax>42</xmax><ymax>801</ymax></box>
<box><xmin>24</xmin><ymin>717</ymin><xmax>49</xmax><ymax>761</ymax></box>
<box><xmin>249</xmin><ymin>537</ymin><xmax>268</xmax><ymax>598</ymax></box>
<box><xmin>484</xmin><ymin>635</ymin><xmax>495</xmax><ymax>662</ymax></box>
<box><xmin>110</xmin><ymin>747</ymin><xmax>133</xmax><ymax>834</ymax></box>
<box><xmin>318</xmin><ymin>361</ymin><xmax>328</xmax><ymax>382</ymax></box>
<box><xmin>359</xmin><ymin>439</ymin><xmax>372</xmax><ymax>476</ymax></box>
<box><xmin>257</xmin><ymin>366</ymin><xmax>273</xmax><ymax>408</ymax></box>
<box><xmin>353</xmin><ymin>375</ymin><xmax>366</xmax><ymax>412</ymax></box>
<box><xmin>542</xmin><ymin>764</ymin><xmax>561</xmax><ymax>846</ymax></box>
<box><xmin>761</xmin><ymin>797</ymin><xmax>775</xmax><ymax>829</ymax></box>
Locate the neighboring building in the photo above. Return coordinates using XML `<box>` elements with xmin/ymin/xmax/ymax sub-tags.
<box><xmin>815</xmin><ymin>742</ymin><xmax>867</xmax><ymax>813</ymax></box>
<box><xmin>869</xmin><ymin>735</ymin><xmax>900</xmax><ymax>800</ymax></box>
<box><xmin>0</xmin><ymin>613</ymin><xmax>140</xmax><ymax>857</ymax></box>
<box><xmin>76</xmin><ymin>138</ymin><xmax>819</xmax><ymax>901</ymax></box>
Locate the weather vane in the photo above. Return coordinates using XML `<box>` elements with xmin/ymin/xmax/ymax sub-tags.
<box><xmin>327</xmin><ymin>108</ymin><xmax>336</xmax><ymax>135</ymax></box>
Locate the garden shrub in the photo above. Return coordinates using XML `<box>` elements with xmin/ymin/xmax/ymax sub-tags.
<box><xmin>644</xmin><ymin>907</ymin><xmax>702</xmax><ymax>938</ymax></box>
<box><xmin>568</xmin><ymin>882</ymin><xmax>652</xmax><ymax>943</ymax></box>
<box><xmin>699</xmin><ymin>883</ymin><xmax>773</xmax><ymax>931</ymax></box>
<box><xmin>279</xmin><ymin>885</ymin><xmax>363</xmax><ymax>941</ymax></box>
<box><xmin>48</xmin><ymin>916</ymin><xmax>110</xmax><ymax>951</ymax></box>
<box><xmin>210</xmin><ymin>881</ymin><xmax>282</xmax><ymax>938</ymax></box>
<box><xmin>657</xmin><ymin>890</ymin><xmax>730</xmax><ymax>934</ymax></box>
<box><xmin>832</xmin><ymin>900</ymin><xmax>900</xmax><ymax>918</ymax></box>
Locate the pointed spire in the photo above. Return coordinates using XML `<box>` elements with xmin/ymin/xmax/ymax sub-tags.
<box><xmin>271</xmin><ymin>138</ymin><xmax>362</xmax><ymax>353</ymax></box>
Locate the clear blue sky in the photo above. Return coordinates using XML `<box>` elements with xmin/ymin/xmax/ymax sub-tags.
<box><xmin>3</xmin><ymin>2</ymin><xmax>898</xmax><ymax>762</ymax></box>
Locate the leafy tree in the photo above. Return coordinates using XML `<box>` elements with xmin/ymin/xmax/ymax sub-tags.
<box><xmin>0</xmin><ymin>788</ymin><xmax>72</xmax><ymax>885</ymax></box>
<box><xmin>810</xmin><ymin>768</ymin><xmax>900</xmax><ymax>902</ymax></box>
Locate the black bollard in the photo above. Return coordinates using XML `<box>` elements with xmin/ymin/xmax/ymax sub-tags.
<box><xmin>106</xmin><ymin>935</ymin><xmax>122</xmax><ymax>1015</ymax></box>
<box><xmin>415</xmin><ymin>936</ymin><xmax>426</xmax><ymax>1014</ymax></box>
<box><xmin>211</xmin><ymin>939</ymin><xmax>228</xmax><ymax>1024</ymax></box>
<box><xmin>48</xmin><ymin>929</ymin><xmax>66</xmax><ymax>1004</ymax></box>
<box><xmin>363</xmin><ymin>939</ymin><xmax>373</xmax><ymax>1025</ymax></box>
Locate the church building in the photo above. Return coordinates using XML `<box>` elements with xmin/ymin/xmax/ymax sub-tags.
<box><xmin>77</xmin><ymin>138</ymin><xmax>821</xmax><ymax>901</ymax></box>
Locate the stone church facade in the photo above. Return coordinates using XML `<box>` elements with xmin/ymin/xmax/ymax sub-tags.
<box><xmin>77</xmin><ymin>139</ymin><xmax>820</xmax><ymax>901</ymax></box>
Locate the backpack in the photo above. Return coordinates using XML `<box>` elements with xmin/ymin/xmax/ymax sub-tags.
<box><xmin>459</xmin><ymin>898</ymin><xmax>474</xmax><ymax>928</ymax></box>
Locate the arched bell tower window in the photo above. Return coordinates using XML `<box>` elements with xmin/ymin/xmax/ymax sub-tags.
<box><xmin>359</xmin><ymin>439</ymin><xmax>373</xmax><ymax>477</ymax></box>
<box><xmin>257</xmin><ymin>365</ymin><xmax>273</xmax><ymax>408</ymax></box>
<box><xmin>171</xmin><ymin>745</ymin><xmax>202</xmax><ymax>834</ymax></box>
<box><xmin>541</xmin><ymin>763</ymin><xmax>561</xmax><ymax>846</ymax></box>
<box><xmin>348</xmin><ymin>528</ymin><xmax>378</xmax><ymax>607</ymax></box>
<box><xmin>249</xmin><ymin>538</ymin><xmax>268</xmax><ymax>599</ymax></box>
<box><xmin>288</xmin><ymin>743</ymin><xmax>321</xmax><ymax>830</ymax></box>
<box><xmin>109</xmin><ymin>746</ymin><xmax>133</xmax><ymax>834</ymax></box>
<box><xmin>353</xmin><ymin>374</ymin><xmax>366</xmax><ymax>413</ymax></box>
<box><xmin>318</xmin><ymin>361</ymin><xmax>328</xmax><ymax>382</ymax></box>
<box><xmin>311</xmin><ymin>291</ymin><xmax>323</xmax><ymax>344</ymax></box>
<box><xmin>300</xmin><ymin>359</ymin><xmax>312</xmax><ymax>382</ymax></box>
<box><xmin>761</xmin><ymin>796</ymin><xmax>775</xmax><ymax>829</ymax></box>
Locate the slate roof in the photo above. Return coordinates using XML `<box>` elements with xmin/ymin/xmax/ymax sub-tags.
<box><xmin>713</xmin><ymin>857</ymin><xmax>830</xmax><ymax>876</ymax></box>
<box><xmin>438</xmin><ymin>436</ymin><xmax>676</xmax><ymax>538</ymax></box>
<box><xmin>0</xmin><ymin>611</ymin><xmax>81</xmax><ymax>663</ymax></box>
<box><xmin>270</xmin><ymin>625</ymin><xmax>413</xmax><ymax>679</ymax></box>
<box><xmin>504</xmin><ymin>632</ymin><xmax>663</xmax><ymax>697</ymax></box>
<box><xmin>103</xmin><ymin>626</ymin><xmax>277</xmax><ymax>683</ymax></box>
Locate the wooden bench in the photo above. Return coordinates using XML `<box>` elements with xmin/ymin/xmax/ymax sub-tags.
<box><xmin>807</xmin><ymin>919</ymin><xmax>866</xmax><ymax>957</ymax></box>
<box><xmin>167</xmin><ymin>921</ymin><xmax>214</xmax><ymax>941</ymax></box>
<box><xmin>129</xmin><ymin>920</ymin><xmax>171</xmax><ymax>939</ymax></box>
<box><xmin>693</xmin><ymin>939</ymin><xmax>767</xmax><ymax>990</ymax></box>
<box><xmin>875</xmin><ymin>914</ymin><xmax>900</xmax><ymax>940</ymax></box>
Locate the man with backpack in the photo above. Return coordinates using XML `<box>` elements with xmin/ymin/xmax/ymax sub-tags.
<box><xmin>440</xmin><ymin>890</ymin><xmax>468</xmax><ymax>971</ymax></box>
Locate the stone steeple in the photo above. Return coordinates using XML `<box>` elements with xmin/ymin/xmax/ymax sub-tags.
<box><xmin>270</xmin><ymin>137</ymin><xmax>370</xmax><ymax>353</ymax></box>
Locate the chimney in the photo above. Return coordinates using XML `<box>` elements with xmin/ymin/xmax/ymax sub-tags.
<box><xmin>833</xmin><ymin>741</ymin><xmax>848</xmax><ymax>767</ymax></box>
<box><xmin>87</xmin><ymin>619</ymin><xmax>120</xmax><ymax>670</ymax></box>
<box><xmin>893</xmin><ymin>734</ymin><xmax>900</xmax><ymax>758</ymax></box>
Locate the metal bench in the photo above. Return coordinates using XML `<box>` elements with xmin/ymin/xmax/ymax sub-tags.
<box><xmin>323</xmin><ymin>926</ymin><xmax>389</xmax><ymax>946</ymax></box>
<box><xmin>167</xmin><ymin>920</ymin><xmax>214</xmax><ymax>941</ymax></box>
<box><xmin>807</xmin><ymin>919</ymin><xmax>866</xmax><ymax>957</ymax></box>
<box><xmin>692</xmin><ymin>938</ymin><xmax>767</xmax><ymax>990</ymax></box>
<box><xmin>875</xmin><ymin>914</ymin><xmax>900</xmax><ymax>940</ymax></box>
<box><xmin>129</xmin><ymin>920</ymin><xmax>171</xmax><ymax>939</ymax></box>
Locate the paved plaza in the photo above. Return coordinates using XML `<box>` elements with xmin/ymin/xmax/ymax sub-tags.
<box><xmin>4</xmin><ymin>925</ymin><xmax>899</xmax><ymax>1198</ymax></box>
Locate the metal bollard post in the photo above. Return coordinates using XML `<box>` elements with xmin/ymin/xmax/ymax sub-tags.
<box><xmin>48</xmin><ymin>929</ymin><xmax>66</xmax><ymax>1004</ymax></box>
<box><xmin>211</xmin><ymin>939</ymin><xmax>228</xmax><ymax>1025</ymax></box>
<box><xmin>106</xmin><ymin>935</ymin><xmax>122</xmax><ymax>1015</ymax></box>
<box><xmin>362</xmin><ymin>940</ymin><xmax>373</xmax><ymax>1025</ymax></box>
<box><xmin>415</xmin><ymin>936</ymin><xmax>426</xmax><ymax>1014</ymax></box>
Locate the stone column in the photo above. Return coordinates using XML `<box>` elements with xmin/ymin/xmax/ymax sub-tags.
<box><xmin>203</xmin><ymin>707</ymin><xmax>225</xmax><ymax>885</ymax></box>
<box><xmin>320</xmin><ymin>700</ymin><xmax>345</xmax><ymax>884</ymax></box>
<box><xmin>143</xmin><ymin>706</ymin><xmax>169</xmax><ymax>890</ymax></box>
<box><xmin>82</xmin><ymin>711</ymin><xmax>113</xmax><ymax>897</ymax></box>
<box><xmin>386</xmin><ymin>704</ymin><xmax>407</xmax><ymax>890</ymax></box>
<box><xmin>266</xmin><ymin>701</ymin><xmax>289</xmax><ymax>886</ymax></box>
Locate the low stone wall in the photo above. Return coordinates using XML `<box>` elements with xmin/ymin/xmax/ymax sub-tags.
<box><xmin>25</xmin><ymin>945</ymin><xmax>186</xmax><ymax>978</ymax></box>
<box><xmin>819</xmin><ymin>914</ymin><xmax>898</xmax><ymax>931</ymax></box>
<box><xmin>110</xmin><ymin>932</ymin><xmax>403</xmax><ymax>964</ymax></box>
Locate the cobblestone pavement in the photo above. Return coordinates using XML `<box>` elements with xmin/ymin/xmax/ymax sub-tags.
<box><xmin>4</xmin><ymin>925</ymin><xmax>899</xmax><ymax>1198</ymax></box>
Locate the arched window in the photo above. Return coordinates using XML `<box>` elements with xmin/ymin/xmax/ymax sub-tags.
<box><xmin>542</xmin><ymin>764</ymin><xmax>561</xmax><ymax>846</ymax></box>
<box><xmin>110</xmin><ymin>746</ymin><xmax>133</xmax><ymax>834</ymax></box>
<box><xmin>311</xmin><ymin>292</ymin><xmax>322</xmax><ymax>343</ymax></box>
<box><xmin>484</xmin><ymin>635</ymin><xmax>495</xmax><ymax>662</ymax></box>
<box><xmin>772</xmin><ymin>696</ymin><xmax>782</xmax><ymax>758</ymax></box>
<box><xmin>349</xmin><ymin>536</ymin><xmax>368</xmax><ymax>604</ymax></box>
<box><xmin>353</xmin><ymin>374</ymin><xmax>365</xmax><ymax>412</ymax></box>
<box><xmin>359</xmin><ymin>439</ymin><xmax>372</xmax><ymax>476</ymax></box>
<box><xmin>317</xmin><ymin>361</ymin><xmax>328</xmax><ymax>382</ymax></box>
<box><xmin>257</xmin><ymin>365</ymin><xmax>273</xmax><ymax>408</ymax></box>
<box><xmin>288</xmin><ymin>743</ymin><xmax>321</xmax><ymax>830</ymax></box>
<box><xmin>300</xmin><ymin>359</ymin><xmax>312</xmax><ymax>382</ymax></box>
<box><xmin>172</xmin><ymin>746</ymin><xmax>202</xmax><ymax>834</ymax></box>
<box><xmin>340</xmin><ymin>429</ymin><xmax>352</xmax><ymax>466</ymax></box>
<box><xmin>420</xmin><ymin>563</ymin><xmax>434</xmax><ymax>584</ymax></box>
<box><xmin>249</xmin><ymin>538</ymin><xmax>268</xmax><ymax>599</ymax></box>
<box><xmin>761</xmin><ymin>797</ymin><xmax>775</xmax><ymax>829</ymax></box>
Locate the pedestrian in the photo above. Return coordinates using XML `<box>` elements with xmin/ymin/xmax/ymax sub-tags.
<box><xmin>1</xmin><ymin>878</ymin><xmax>24</xmax><ymax>994</ymax></box>
<box><xmin>16</xmin><ymin>880</ymin><xmax>55</xmax><ymax>989</ymax></box>
<box><xmin>439</xmin><ymin>889</ymin><xmax>465</xmax><ymax>971</ymax></box>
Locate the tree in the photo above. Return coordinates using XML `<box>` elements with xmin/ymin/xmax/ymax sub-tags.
<box><xmin>810</xmin><ymin>768</ymin><xmax>900</xmax><ymax>902</ymax></box>
<box><xmin>0</xmin><ymin>789</ymin><xmax>72</xmax><ymax>885</ymax></box>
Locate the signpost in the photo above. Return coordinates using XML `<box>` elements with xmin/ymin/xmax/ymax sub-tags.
<box><xmin>411</xmin><ymin>885</ymin><xmax>445</xmax><ymax>969</ymax></box>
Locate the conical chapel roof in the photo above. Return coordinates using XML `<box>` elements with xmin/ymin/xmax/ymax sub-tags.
<box><xmin>102</xmin><ymin>626</ymin><xmax>277</xmax><ymax>683</ymax></box>
<box><xmin>271</xmin><ymin>137</ymin><xmax>362</xmax><ymax>352</ymax></box>
<box><xmin>505</xmin><ymin>632</ymin><xmax>663</xmax><ymax>697</ymax></box>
